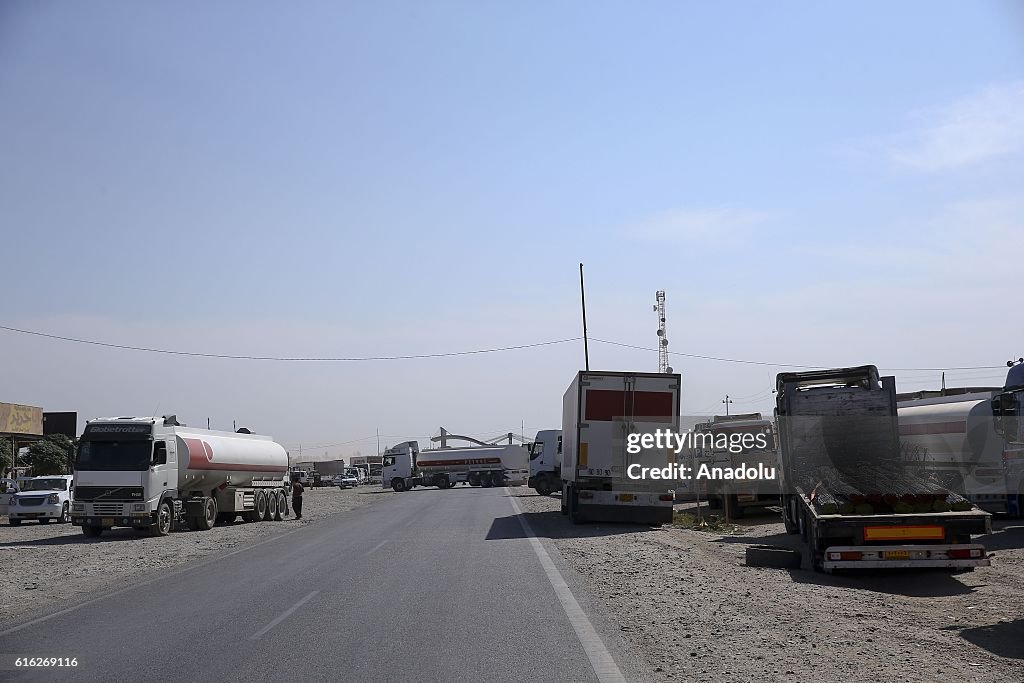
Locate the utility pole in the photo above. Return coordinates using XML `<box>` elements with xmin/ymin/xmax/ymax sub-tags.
<box><xmin>722</xmin><ymin>395</ymin><xmax>733</xmax><ymax>416</ymax></box>
<box><xmin>376</xmin><ymin>427</ymin><xmax>381</xmax><ymax>457</ymax></box>
<box><xmin>579</xmin><ymin>263</ymin><xmax>590</xmax><ymax>371</ymax></box>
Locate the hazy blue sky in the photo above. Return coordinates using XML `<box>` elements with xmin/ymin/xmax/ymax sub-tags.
<box><xmin>2</xmin><ymin>2</ymin><xmax>1023</xmax><ymax>458</ymax></box>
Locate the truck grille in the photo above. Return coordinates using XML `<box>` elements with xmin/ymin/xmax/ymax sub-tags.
<box><xmin>91</xmin><ymin>503</ymin><xmax>124</xmax><ymax>515</ymax></box>
<box><xmin>74</xmin><ymin>486</ymin><xmax>144</xmax><ymax>501</ymax></box>
<box><xmin>19</xmin><ymin>496</ymin><xmax>46</xmax><ymax>507</ymax></box>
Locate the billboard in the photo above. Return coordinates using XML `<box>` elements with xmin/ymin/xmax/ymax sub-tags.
<box><xmin>43</xmin><ymin>412</ymin><xmax>78</xmax><ymax>439</ymax></box>
<box><xmin>0</xmin><ymin>403</ymin><xmax>43</xmax><ymax>435</ymax></box>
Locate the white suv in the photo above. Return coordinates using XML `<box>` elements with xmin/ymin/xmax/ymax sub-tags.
<box><xmin>8</xmin><ymin>475</ymin><xmax>74</xmax><ymax>525</ymax></box>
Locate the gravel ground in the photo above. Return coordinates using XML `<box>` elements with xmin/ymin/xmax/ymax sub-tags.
<box><xmin>0</xmin><ymin>486</ymin><xmax>392</xmax><ymax>622</ymax></box>
<box><xmin>512</xmin><ymin>489</ymin><xmax>1024</xmax><ymax>682</ymax></box>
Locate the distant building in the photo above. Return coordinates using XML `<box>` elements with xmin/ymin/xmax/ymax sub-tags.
<box><xmin>293</xmin><ymin>459</ymin><xmax>347</xmax><ymax>476</ymax></box>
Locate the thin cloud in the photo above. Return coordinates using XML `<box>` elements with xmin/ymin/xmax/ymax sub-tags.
<box><xmin>626</xmin><ymin>206</ymin><xmax>770</xmax><ymax>244</ymax></box>
<box><xmin>886</xmin><ymin>81</ymin><xmax>1024</xmax><ymax>171</ymax></box>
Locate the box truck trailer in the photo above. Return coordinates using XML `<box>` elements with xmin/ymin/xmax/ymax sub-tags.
<box><xmin>560</xmin><ymin>371</ymin><xmax>680</xmax><ymax>524</ymax></box>
<box><xmin>71</xmin><ymin>416</ymin><xmax>290</xmax><ymax>538</ymax></box>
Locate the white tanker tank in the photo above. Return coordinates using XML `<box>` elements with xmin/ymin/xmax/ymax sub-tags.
<box><xmin>72</xmin><ymin>416</ymin><xmax>292</xmax><ymax>538</ymax></box>
<box><xmin>897</xmin><ymin>390</ymin><xmax>1009</xmax><ymax>513</ymax></box>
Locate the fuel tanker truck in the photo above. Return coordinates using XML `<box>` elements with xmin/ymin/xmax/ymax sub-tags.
<box><xmin>71</xmin><ymin>416</ymin><xmax>290</xmax><ymax>538</ymax></box>
<box><xmin>382</xmin><ymin>439</ymin><xmax>529</xmax><ymax>492</ymax></box>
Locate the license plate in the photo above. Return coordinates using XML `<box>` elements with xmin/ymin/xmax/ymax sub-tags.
<box><xmin>619</xmin><ymin>494</ymin><xmax>634</xmax><ymax>502</ymax></box>
<box><xmin>102</xmin><ymin>518</ymin><xmax>115</xmax><ymax>527</ymax></box>
<box><xmin>883</xmin><ymin>550</ymin><xmax>910</xmax><ymax>560</ymax></box>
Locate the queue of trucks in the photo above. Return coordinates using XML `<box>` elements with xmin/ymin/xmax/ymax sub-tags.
<box><xmin>12</xmin><ymin>359</ymin><xmax>1021</xmax><ymax>574</ymax></box>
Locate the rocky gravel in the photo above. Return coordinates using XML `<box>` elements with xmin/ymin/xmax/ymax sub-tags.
<box><xmin>512</xmin><ymin>489</ymin><xmax>1024</xmax><ymax>682</ymax></box>
<box><xmin>0</xmin><ymin>486</ymin><xmax>391</xmax><ymax>621</ymax></box>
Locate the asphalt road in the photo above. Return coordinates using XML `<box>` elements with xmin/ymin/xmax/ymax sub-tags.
<box><xmin>2</xmin><ymin>486</ymin><xmax>638</xmax><ymax>682</ymax></box>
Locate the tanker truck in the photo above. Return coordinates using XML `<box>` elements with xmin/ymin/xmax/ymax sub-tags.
<box><xmin>71</xmin><ymin>416</ymin><xmax>290</xmax><ymax>538</ymax></box>
<box><xmin>382</xmin><ymin>439</ymin><xmax>529</xmax><ymax>492</ymax></box>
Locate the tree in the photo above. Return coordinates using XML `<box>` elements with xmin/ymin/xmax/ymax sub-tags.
<box><xmin>26</xmin><ymin>435</ymin><xmax>73</xmax><ymax>476</ymax></box>
<box><xmin>0</xmin><ymin>436</ymin><xmax>13</xmax><ymax>476</ymax></box>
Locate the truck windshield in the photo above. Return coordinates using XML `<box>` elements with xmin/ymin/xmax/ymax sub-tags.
<box><xmin>23</xmin><ymin>478</ymin><xmax>69</xmax><ymax>491</ymax></box>
<box><xmin>76</xmin><ymin>440</ymin><xmax>153</xmax><ymax>471</ymax></box>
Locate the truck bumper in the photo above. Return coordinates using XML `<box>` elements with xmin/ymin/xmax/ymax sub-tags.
<box><xmin>575</xmin><ymin>490</ymin><xmax>674</xmax><ymax>524</ymax></box>
<box><xmin>72</xmin><ymin>514</ymin><xmax>154</xmax><ymax>528</ymax></box>
<box><xmin>822</xmin><ymin>544</ymin><xmax>990</xmax><ymax>570</ymax></box>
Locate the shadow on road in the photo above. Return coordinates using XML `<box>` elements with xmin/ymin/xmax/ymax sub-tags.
<box><xmin>1</xmin><ymin>528</ymin><xmax>146</xmax><ymax>546</ymax></box>
<box><xmin>973</xmin><ymin>520</ymin><xmax>1024</xmax><ymax>551</ymax></box>
<box><xmin>786</xmin><ymin>566</ymin><xmax>977</xmax><ymax>597</ymax></box>
<box><xmin>949</xmin><ymin>618</ymin><xmax>1024</xmax><ymax>659</ymax></box>
<box><xmin>486</xmin><ymin>511</ymin><xmax>659</xmax><ymax>541</ymax></box>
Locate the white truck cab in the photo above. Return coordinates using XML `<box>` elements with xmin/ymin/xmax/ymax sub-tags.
<box><xmin>528</xmin><ymin>430</ymin><xmax>562</xmax><ymax>496</ymax></box>
<box><xmin>8</xmin><ymin>474</ymin><xmax>75</xmax><ymax>525</ymax></box>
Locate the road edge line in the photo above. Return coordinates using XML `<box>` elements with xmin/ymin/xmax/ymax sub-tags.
<box><xmin>507</xmin><ymin>489</ymin><xmax>626</xmax><ymax>683</ymax></box>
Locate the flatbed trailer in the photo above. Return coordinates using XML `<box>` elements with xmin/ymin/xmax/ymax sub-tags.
<box><xmin>777</xmin><ymin>366</ymin><xmax>992</xmax><ymax>572</ymax></box>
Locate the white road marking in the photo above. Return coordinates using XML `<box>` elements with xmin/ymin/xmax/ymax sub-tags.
<box><xmin>249</xmin><ymin>590</ymin><xmax>320</xmax><ymax>640</ymax></box>
<box><xmin>506</xmin><ymin>489</ymin><xmax>626</xmax><ymax>683</ymax></box>
<box><xmin>367</xmin><ymin>539</ymin><xmax>388</xmax><ymax>555</ymax></box>
<box><xmin>0</xmin><ymin>525</ymin><xmax>306</xmax><ymax>637</ymax></box>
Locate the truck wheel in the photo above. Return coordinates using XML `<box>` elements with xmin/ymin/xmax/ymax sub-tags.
<box><xmin>569</xmin><ymin>486</ymin><xmax>582</xmax><ymax>524</ymax></box>
<box><xmin>39</xmin><ymin>518</ymin><xmax>51</xmax><ymax>524</ymax></box>
<box><xmin>436</xmin><ymin>475</ymin><xmax>450</xmax><ymax>489</ymax></box>
<box><xmin>150</xmin><ymin>500</ymin><xmax>173</xmax><ymax>536</ymax></box>
<box><xmin>194</xmin><ymin>497</ymin><xmax>217</xmax><ymax>531</ymax></box>
<box><xmin>490</xmin><ymin>473</ymin><xmax>504</xmax><ymax>488</ymax></box>
<box><xmin>82</xmin><ymin>525</ymin><xmax>102</xmax><ymax>538</ymax></box>
<box><xmin>278</xmin><ymin>491</ymin><xmax>289</xmax><ymax>518</ymax></box>
<box><xmin>392</xmin><ymin>478</ymin><xmax>406</xmax><ymax>493</ymax></box>
<box><xmin>267</xmin><ymin>491</ymin><xmax>279</xmax><ymax>520</ymax></box>
<box><xmin>560</xmin><ymin>487</ymin><xmax>568</xmax><ymax>515</ymax></box>
<box><xmin>273</xmin><ymin>492</ymin><xmax>285</xmax><ymax>520</ymax></box>
<box><xmin>254</xmin><ymin>491</ymin><xmax>268</xmax><ymax>520</ymax></box>
<box><xmin>8</xmin><ymin>519</ymin><xmax>22</xmax><ymax>526</ymax></box>
<box><xmin>782</xmin><ymin>496</ymin><xmax>799</xmax><ymax>535</ymax></box>
<box><xmin>468</xmin><ymin>473</ymin><xmax>481</xmax><ymax>487</ymax></box>
<box><xmin>60</xmin><ymin>502</ymin><xmax>70</xmax><ymax>523</ymax></box>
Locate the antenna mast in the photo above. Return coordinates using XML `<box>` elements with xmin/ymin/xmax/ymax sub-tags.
<box><xmin>654</xmin><ymin>290</ymin><xmax>671</xmax><ymax>373</ymax></box>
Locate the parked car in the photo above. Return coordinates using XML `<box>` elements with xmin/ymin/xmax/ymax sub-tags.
<box><xmin>333</xmin><ymin>471</ymin><xmax>359</xmax><ymax>489</ymax></box>
<box><xmin>0</xmin><ymin>478</ymin><xmax>17</xmax><ymax>515</ymax></box>
<box><xmin>8</xmin><ymin>475</ymin><xmax>75</xmax><ymax>525</ymax></box>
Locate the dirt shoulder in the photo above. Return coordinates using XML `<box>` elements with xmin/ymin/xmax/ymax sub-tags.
<box><xmin>512</xmin><ymin>489</ymin><xmax>1024</xmax><ymax>682</ymax></box>
<box><xmin>0</xmin><ymin>486</ymin><xmax>392</xmax><ymax>622</ymax></box>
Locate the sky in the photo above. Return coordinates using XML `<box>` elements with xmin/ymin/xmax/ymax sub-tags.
<box><xmin>1</xmin><ymin>1</ymin><xmax>1023</xmax><ymax>460</ymax></box>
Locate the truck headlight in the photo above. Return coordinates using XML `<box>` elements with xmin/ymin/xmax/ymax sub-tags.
<box><xmin>73</xmin><ymin>503</ymin><xmax>85</xmax><ymax>512</ymax></box>
<box><xmin>48</xmin><ymin>494</ymin><xmax>60</xmax><ymax>504</ymax></box>
<box><xmin>133</xmin><ymin>503</ymin><xmax>146</xmax><ymax>511</ymax></box>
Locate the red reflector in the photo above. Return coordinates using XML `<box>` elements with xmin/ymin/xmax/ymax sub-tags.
<box><xmin>948</xmin><ymin>548</ymin><xmax>973</xmax><ymax>559</ymax></box>
<box><xmin>658</xmin><ymin>494</ymin><xmax>674</xmax><ymax>501</ymax></box>
<box><xmin>840</xmin><ymin>551</ymin><xmax>862</xmax><ymax>561</ymax></box>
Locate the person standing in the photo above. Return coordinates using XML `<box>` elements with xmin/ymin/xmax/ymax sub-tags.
<box><xmin>291</xmin><ymin>477</ymin><xmax>304</xmax><ymax>520</ymax></box>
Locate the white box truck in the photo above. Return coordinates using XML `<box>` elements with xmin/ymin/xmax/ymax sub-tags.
<box><xmin>72</xmin><ymin>416</ymin><xmax>290</xmax><ymax>538</ymax></box>
<box><xmin>560</xmin><ymin>371</ymin><xmax>680</xmax><ymax>524</ymax></box>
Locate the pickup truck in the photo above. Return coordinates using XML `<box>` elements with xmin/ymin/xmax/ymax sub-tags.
<box><xmin>8</xmin><ymin>475</ymin><xmax>75</xmax><ymax>525</ymax></box>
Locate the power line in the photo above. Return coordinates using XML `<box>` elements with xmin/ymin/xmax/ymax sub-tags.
<box><xmin>0</xmin><ymin>325</ymin><xmax>580</xmax><ymax>361</ymax></box>
<box><xmin>588</xmin><ymin>337</ymin><xmax>1003</xmax><ymax>372</ymax></box>
<box><xmin>0</xmin><ymin>323</ymin><xmax>1007</xmax><ymax>372</ymax></box>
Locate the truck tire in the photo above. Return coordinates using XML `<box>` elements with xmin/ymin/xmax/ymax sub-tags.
<box><xmin>254</xmin><ymin>490</ymin><xmax>268</xmax><ymax>520</ymax></box>
<box><xmin>392</xmin><ymin>478</ymin><xmax>406</xmax><ymax>493</ymax></box>
<box><xmin>82</xmin><ymin>525</ymin><xmax>103</xmax><ymax>538</ymax></box>
<box><xmin>194</xmin><ymin>497</ymin><xmax>217</xmax><ymax>531</ymax></box>
<box><xmin>435</xmin><ymin>475</ymin><xmax>449</xmax><ymax>489</ymax></box>
<box><xmin>782</xmin><ymin>496</ymin><xmax>799</xmax><ymax>535</ymax></box>
<box><xmin>560</xmin><ymin>487</ymin><xmax>568</xmax><ymax>515</ymax></box>
<box><xmin>273</xmin><ymin>492</ymin><xmax>285</xmax><ymax>520</ymax></box>
<box><xmin>150</xmin><ymin>500</ymin><xmax>173</xmax><ymax>536</ymax></box>
<box><xmin>568</xmin><ymin>486</ymin><xmax>582</xmax><ymax>524</ymax></box>
<box><xmin>8</xmin><ymin>519</ymin><xmax>21</xmax><ymax>526</ymax></box>
<box><xmin>468</xmin><ymin>473</ymin><xmax>481</xmax><ymax>487</ymax></box>
<box><xmin>278</xmin><ymin>491</ymin><xmax>289</xmax><ymax>518</ymax></box>
<box><xmin>745</xmin><ymin>545</ymin><xmax>802</xmax><ymax>569</ymax></box>
<box><xmin>266</xmin><ymin>491</ymin><xmax>279</xmax><ymax>520</ymax></box>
